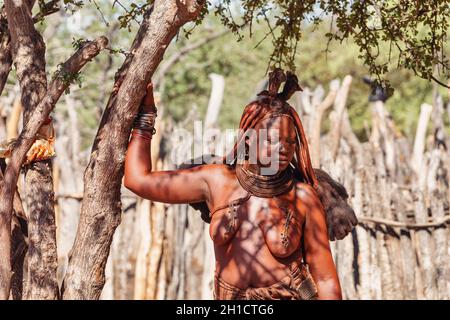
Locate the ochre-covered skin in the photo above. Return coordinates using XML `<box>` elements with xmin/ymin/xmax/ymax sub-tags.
<box><xmin>124</xmin><ymin>81</ymin><xmax>342</xmax><ymax>300</ymax></box>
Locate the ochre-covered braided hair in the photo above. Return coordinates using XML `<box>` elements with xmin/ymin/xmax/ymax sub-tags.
<box><xmin>223</xmin><ymin>70</ymin><xmax>319</xmax><ymax>190</ymax></box>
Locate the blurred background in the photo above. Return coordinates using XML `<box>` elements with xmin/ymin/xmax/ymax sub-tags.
<box><xmin>0</xmin><ymin>0</ymin><xmax>448</xmax><ymax>299</ymax></box>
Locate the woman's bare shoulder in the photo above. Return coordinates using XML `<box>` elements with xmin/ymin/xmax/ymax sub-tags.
<box><xmin>295</xmin><ymin>182</ymin><xmax>320</xmax><ymax>203</ymax></box>
<box><xmin>200</xmin><ymin>163</ymin><xmax>235</xmax><ymax>178</ymax></box>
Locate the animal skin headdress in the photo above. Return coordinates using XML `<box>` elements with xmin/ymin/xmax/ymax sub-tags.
<box><xmin>223</xmin><ymin>68</ymin><xmax>319</xmax><ymax>190</ymax></box>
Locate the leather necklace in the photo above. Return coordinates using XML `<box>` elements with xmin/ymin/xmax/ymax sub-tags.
<box><xmin>236</xmin><ymin>163</ymin><xmax>296</xmax><ymax>249</ymax></box>
<box><xmin>235</xmin><ymin>163</ymin><xmax>295</xmax><ymax>198</ymax></box>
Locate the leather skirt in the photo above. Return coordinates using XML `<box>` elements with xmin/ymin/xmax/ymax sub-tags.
<box><xmin>213</xmin><ymin>263</ymin><xmax>318</xmax><ymax>300</ymax></box>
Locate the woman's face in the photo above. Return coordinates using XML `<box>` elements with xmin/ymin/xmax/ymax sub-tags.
<box><xmin>249</xmin><ymin>115</ymin><xmax>297</xmax><ymax>174</ymax></box>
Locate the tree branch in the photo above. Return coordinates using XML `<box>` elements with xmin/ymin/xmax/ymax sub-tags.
<box><xmin>0</xmin><ymin>2</ymin><xmax>61</xmax><ymax>97</ymax></box>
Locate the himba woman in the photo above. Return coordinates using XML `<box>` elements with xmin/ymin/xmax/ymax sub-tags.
<box><xmin>124</xmin><ymin>69</ymin><xmax>357</xmax><ymax>300</ymax></box>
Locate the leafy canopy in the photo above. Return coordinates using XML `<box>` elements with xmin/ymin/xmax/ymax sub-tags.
<box><xmin>54</xmin><ymin>0</ymin><xmax>450</xmax><ymax>89</ymax></box>
<box><xmin>208</xmin><ymin>0</ymin><xmax>450</xmax><ymax>90</ymax></box>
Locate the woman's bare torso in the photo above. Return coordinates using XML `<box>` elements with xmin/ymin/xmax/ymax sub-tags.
<box><xmin>206</xmin><ymin>164</ymin><xmax>307</xmax><ymax>289</ymax></box>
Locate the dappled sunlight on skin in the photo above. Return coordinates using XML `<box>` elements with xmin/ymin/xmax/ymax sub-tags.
<box><xmin>298</xmin><ymin>184</ymin><xmax>342</xmax><ymax>299</ymax></box>
<box><xmin>124</xmin><ymin>79</ymin><xmax>341</xmax><ymax>299</ymax></box>
<box><xmin>125</xmin><ymin>136</ymin><xmax>340</xmax><ymax>298</ymax></box>
<box><xmin>213</xmin><ymin>215</ymin><xmax>303</xmax><ymax>288</ymax></box>
<box><xmin>205</xmin><ymin>153</ymin><xmax>303</xmax><ymax>284</ymax></box>
<box><xmin>125</xmin><ymin>135</ymin><xmax>340</xmax><ymax>297</ymax></box>
<box><xmin>260</xmin><ymin>202</ymin><xmax>303</xmax><ymax>259</ymax></box>
<box><xmin>210</xmin><ymin>181</ymin><xmax>339</xmax><ymax>296</ymax></box>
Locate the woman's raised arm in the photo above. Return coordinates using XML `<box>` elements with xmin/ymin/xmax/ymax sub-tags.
<box><xmin>124</xmin><ymin>82</ymin><xmax>210</xmax><ymax>204</ymax></box>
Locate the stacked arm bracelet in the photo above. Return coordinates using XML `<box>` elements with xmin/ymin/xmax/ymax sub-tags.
<box><xmin>131</xmin><ymin>106</ymin><xmax>157</xmax><ymax>140</ymax></box>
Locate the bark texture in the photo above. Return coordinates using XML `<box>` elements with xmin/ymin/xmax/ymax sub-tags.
<box><xmin>4</xmin><ymin>0</ymin><xmax>56</xmax><ymax>300</ymax></box>
<box><xmin>0</xmin><ymin>8</ymin><xmax>12</xmax><ymax>96</ymax></box>
<box><xmin>61</xmin><ymin>0</ymin><xmax>204</xmax><ymax>300</ymax></box>
<box><xmin>0</xmin><ymin>34</ymin><xmax>107</xmax><ymax>299</ymax></box>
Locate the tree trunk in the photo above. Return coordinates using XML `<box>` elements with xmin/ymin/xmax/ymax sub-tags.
<box><xmin>0</xmin><ymin>33</ymin><xmax>107</xmax><ymax>299</ymax></box>
<box><xmin>61</xmin><ymin>0</ymin><xmax>204</xmax><ymax>300</ymax></box>
<box><xmin>0</xmin><ymin>9</ymin><xmax>12</xmax><ymax>96</ymax></box>
<box><xmin>4</xmin><ymin>0</ymin><xmax>58</xmax><ymax>300</ymax></box>
<box><xmin>0</xmin><ymin>161</ymin><xmax>27</xmax><ymax>300</ymax></box>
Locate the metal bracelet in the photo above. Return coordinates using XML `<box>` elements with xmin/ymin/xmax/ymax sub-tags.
<box><xmin>132</xmin><ymin>110</ymin><xmax>157</xmax><ymax>135</ymax></box>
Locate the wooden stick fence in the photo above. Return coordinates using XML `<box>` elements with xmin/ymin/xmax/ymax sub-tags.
<box><xmin>46</xmin><ymin>75</ymin><xmax>450</xmax><ymax>300</ymax></box>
